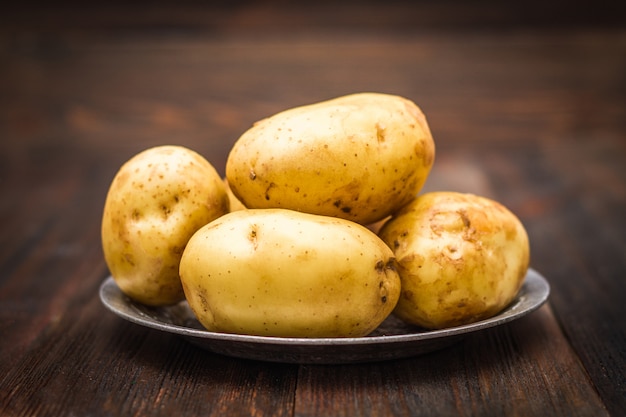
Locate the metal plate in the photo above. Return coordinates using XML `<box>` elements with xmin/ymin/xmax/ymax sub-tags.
<box><xmin>99</xmin><ymin>268</ymin><xmax>549</xmax><ymax>364</ymax></box>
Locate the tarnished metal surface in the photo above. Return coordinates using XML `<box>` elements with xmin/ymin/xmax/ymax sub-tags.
<box><xmin>100</xmin><ymin>269</ymin><xmax>549</xmax><ymax>364</ymax></box>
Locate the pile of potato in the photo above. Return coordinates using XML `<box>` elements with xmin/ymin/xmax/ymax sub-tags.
<box><xmin>101</xmin><ymin>92</ymin><xmax>530</xmax><ymax>337</ymax></box>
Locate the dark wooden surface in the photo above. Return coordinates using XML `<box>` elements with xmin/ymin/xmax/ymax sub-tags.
<box><xmin>1</xmin><ymin>2</ymin><xmax>625</xmax><ymax>416</ymax></box>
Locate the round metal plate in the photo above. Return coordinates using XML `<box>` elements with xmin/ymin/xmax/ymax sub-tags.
<box><xmin>100</xmin><ymin>268</ymin><xmax>549</xmax><ymax>364</ymax></box>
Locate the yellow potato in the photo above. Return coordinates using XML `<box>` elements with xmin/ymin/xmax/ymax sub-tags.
<box><xmin>223</xmin><ymin>177</ymin><xmax>247</xmax><ymax>212</ymax></box>
<box><xmin>378</xmin><ymin>191</ymin><xmax>530</xmax><ymax>329</ymax></box>
<box><xmin>179</xmin><ymin>209</ymin><xmax>401</xmax><ymax>338</ymax></box>
<box><xmin>226</xmin><ymin>92</ymin><xmax>435</xmax><ymax>225</ymax></box>
<box><xmin>101</xmin><ymin>145</ymin><xmax>229</xmax><ymax>306</ymax></box>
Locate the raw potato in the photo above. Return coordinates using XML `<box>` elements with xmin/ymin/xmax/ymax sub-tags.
<box><xmin>179</xmin><ymin>209</ymin><xmax>401</xmax><ymax>338</ymax></box>
<box><xmin>101</xmin><ymin>145</ymin><xmax>229</xmax><ymax>306</ymax></box>
<box><xmin>226</xmin><ymin>92</ymin><xmax>435</xmax><ymax>225</ymax></box>
<box><xmin>378</xmin><ymin>191</ymin><xmax>530</xmax><ymax>329</ymax></box>
<box><xmin>223</xmin><ymin>177</ymin><xmax>247</xmax><ymax>212</ymax></box>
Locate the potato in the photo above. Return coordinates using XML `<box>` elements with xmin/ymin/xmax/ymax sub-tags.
<box><xmin>223</xmin><ymin>177</ymin><xmax>247</xmax><ymax>212</ymax></box>
<box><xmin>179</xmin><ymin>209</ymin><xmax>401</xmax><ymax>338</ymax></box>
<box><xmin>101</xmin><ymin>145</ymin><xmax>229</xmax><ymax>306</ymax></box>
<box><xmin>378</xmin><ymin>191</ymin><xmax>530</xmax><ymax>329</ymax></box>
<box><xmin>225</xmin><ymin>92</ymin><xmax>435</xmax><ymax>225</ymax></box>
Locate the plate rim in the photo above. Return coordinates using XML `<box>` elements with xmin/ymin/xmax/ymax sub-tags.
<box><xmin>99</xmin><ymin>268</ymin><xmax>550</xmax><ymax>348</ymax></box>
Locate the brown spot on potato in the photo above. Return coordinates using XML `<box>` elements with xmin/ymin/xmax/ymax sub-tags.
<box><xmin>459</xmin><ymin>209</ymin><xmax>471</xmax><ymax>228</ymax></box>
<box><xmin>161</xmin><ymin>204</ymin><xmax>171</xmax><ymax>218</ymax></box>
<box><xmin>123</xmin><ymin>253</ymin><xmax>135</xmax><ymax>266</ymax></box>
<box><xmin>375</xmin><ymin>260</ymin><xmax>385</xmax><ymax>272</ymax></box>
<box><xmin>265</xmin><ymin>183</ymin><xmax>276</xmax><ymax>200</ymax></box>
<box><xmin>248</xmin><ymin>225</ymin><xmax>259</xmax><ymax>250</ymax></box>
<box><xmin>375</xmin><ymin>122</ymin><xmax>386</xmax><ymax>142</ymax></box>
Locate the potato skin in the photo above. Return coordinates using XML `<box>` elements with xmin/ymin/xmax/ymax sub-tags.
<box><xmin>223</xmin><ymin>177</ymin><xmax>247</xmax><ymax>212</ymax></box>
<box><xmin>225</xmin><ymin>92</ymin><xmax>435</xmax><ymax>225</ymax></box>
<box><xmin>179</xmin><ymin>209</ymin><xmax>401</xmax><ymax>338</ymax></box>
<box><xmin>378</xmin><ymin>192</ymin><xmax>530</xmax><ymax>329</ymax></box>
<box><xmin>101</xmin><ymin>145</ymin><xmax>229</xmax><ymax>306</ymax></box>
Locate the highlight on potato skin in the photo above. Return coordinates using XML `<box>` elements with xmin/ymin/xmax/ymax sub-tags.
<box><xmin>101</xmin><ymin>145</ymin><xmax>229</xmax><ymax>306</ymax></box>
<box><xmin>378</xmin><ymin>191</ymin><xmax>530</xmax><ymax>330</ymax></box>
<box><xmin>225</xmin><ymin>92</ymin><xmax>435</xmax><ymax>225</ymax></box>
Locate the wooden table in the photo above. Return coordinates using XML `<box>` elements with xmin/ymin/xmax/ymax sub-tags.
<box><xmin>1</xmin><ymin>3</ymin><xmax>625</xmax><ymax>416</ymax></box>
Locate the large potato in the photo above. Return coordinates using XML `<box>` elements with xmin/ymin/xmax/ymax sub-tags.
<box><xmin>179</xmin><ymin>209</ymin><xmax>401</xmax><ymax>338</ymax></box>
<box><xmin>101</xmin><ymin>145</ymin><xmax>229</xmax><ymax>306</ymax></box>
<box><xmin>378</xmin><ymin>191</ymin><xmax>530</xmax><ymax>329</ymax></box>
<box><xmin>225</xmin><ymin>92</ymin><xmax>435</xmax><ymax>225</ymax></box>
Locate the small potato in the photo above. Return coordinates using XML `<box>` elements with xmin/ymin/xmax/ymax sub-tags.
<box><xmin>101</xmin><ymin>145</ymin><xmax>229</xmax><ymax>306</ymax></box>
<box><xmin>226</xmin><ymin>92</ymin><xmax>435</xmax><ymax>225</ymax></box>
<box><xmin>179</xmin><ymin>209</ymin><xmax>401</xmax><ymax>338</ymax></box>
<box><xmin>378</xmin><ymin>192</ymin><xmax>530</xmax><ymax>329</ymax></box>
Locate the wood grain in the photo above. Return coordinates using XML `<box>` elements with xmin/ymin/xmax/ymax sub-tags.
<box><xmin>294</xmin><ymin>305</ymin><xmax>609</xmax><ymax>417</ymax></box>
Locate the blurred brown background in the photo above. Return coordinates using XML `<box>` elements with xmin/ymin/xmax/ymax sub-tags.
<box><xmin>2</xmin><ymin>0</ymin><xmax>624</xmax><ymax>176</ymax></box>
<box><xmin>3</xmin><ymin>0</ymin><xmax>624</xmax><ymax>33</ymax></box>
